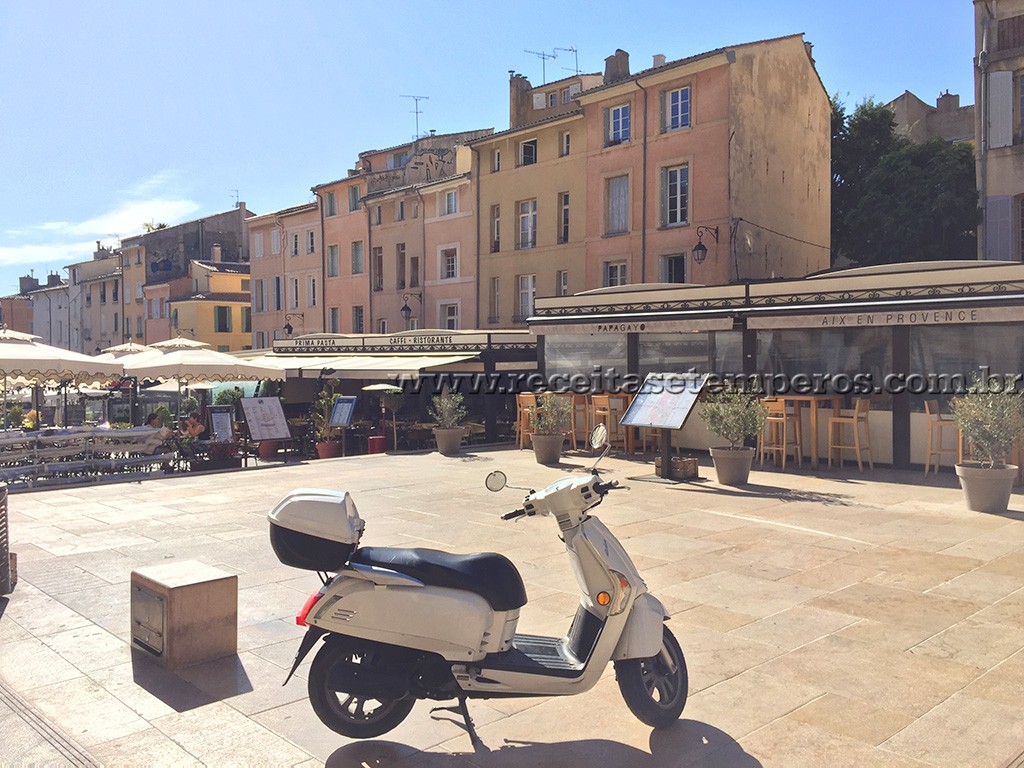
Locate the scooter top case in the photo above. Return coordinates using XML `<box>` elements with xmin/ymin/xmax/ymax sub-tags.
<box><xmin>268</xmin><ymin>488</ymin><xmax>364</xmax><ymax>572</ymax></box>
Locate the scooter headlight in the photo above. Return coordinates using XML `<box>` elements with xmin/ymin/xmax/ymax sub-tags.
<box><xmin>608</xmin><ymin>570</ymin><xmax>632</xmax><ymax>615</ymax></box>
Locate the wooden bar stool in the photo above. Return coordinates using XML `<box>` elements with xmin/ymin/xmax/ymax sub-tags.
<box><xmin>924</xmin><ymin>400</ymin><xmax>958</xmax><ymax>475</ymax></box>
<box><xmin>759</xmin><ymin>398</ymin><xmax>802</xmax><ymax>469</ymax></box>
<box><xmin>570</xmin><ymin>394</ymin><xmax>591</xmax><ymax>450</ymax></box>
<box><xmin>828</xmin><ymin>398</ymin><xmax>873</xmax><ymax>471</ymax></box>
<box><xmin>516</xmin><ymin>393</ymin><xmax>538</xmax><ymax>450</ymax></box>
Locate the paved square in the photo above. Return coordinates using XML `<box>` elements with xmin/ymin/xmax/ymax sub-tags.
<box><xmin>2</xmin><ymin>448</ymin><xmax>1024</xmax><ymax>766</ymax></box>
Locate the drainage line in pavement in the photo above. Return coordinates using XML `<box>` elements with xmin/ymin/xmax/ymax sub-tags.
<box><xmin>0</xmin><ymin>678</ymin><xmax>99</xmax><ymax>767</ymax></box>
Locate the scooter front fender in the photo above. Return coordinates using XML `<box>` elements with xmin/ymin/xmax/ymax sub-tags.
<box><xmin>283</xmin><ymin>626</ymin><xmax>327</xmax><ymax>686</ymax></box>
<box><xmin>612</xmin><ymin>593</ymin><xmax>666</xmax><ymax>660</ymax></box>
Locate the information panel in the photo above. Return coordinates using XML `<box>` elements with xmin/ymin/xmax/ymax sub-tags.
<box><xmin>240</xmin><ymin>397</ymin><xmax>292</xmax><ymax>441</ymax></box>
<box><xmin>619</xmin><ymin>373</ymin><xmax>709</xmax><ymax>430</ymax></box>
<box><xmin>329</xmin><ymin>396</ymin><xmax>358</xmax><ymax>427</ymax></box>
<box><xmin>208</xmin><ymin>405</ymin><xmax>236</xmax><ymax>443</ymax></box>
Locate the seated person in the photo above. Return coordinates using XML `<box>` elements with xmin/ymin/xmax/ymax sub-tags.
<box><xmin>180</xmin><ymin>412</ymin><xmax>206</xmax><ymax>439</ymax></box>
<box><xmin>144</xmin><ymin>412</ymin><xmax>175</xmax><ymax>443</ymax></box>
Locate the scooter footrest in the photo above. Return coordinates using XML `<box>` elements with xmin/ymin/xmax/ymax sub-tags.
<box><xmin>478</xmin><ymin>634</ymin><xmax>584</xmax><ymax>678</ymax></box>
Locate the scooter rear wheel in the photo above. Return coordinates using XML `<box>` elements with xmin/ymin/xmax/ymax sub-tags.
<box><xmin>308</xmin><ymin>638</ymin><xmax>416</xmax><ymax>739</ymax></box>
<box><xmin>614</xmin><ymin>625</ymin><xmax>688</xmax><ymax>728</ymax></box>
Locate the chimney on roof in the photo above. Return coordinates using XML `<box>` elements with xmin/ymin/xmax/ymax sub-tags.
<box><xmin>603</xmin><ymin>49</ymin><xmax>631</xmax><ymax>84</ymax></box>
<box><xmin>19</xmin><ymin>275</ymin><xmax>39</xmax><ymax>294</ymax></box>
<box><xmin>211</xmin><ymin>243</ymin><xmax>222</xmax><ymax>262</ymax></box>
<box><xmin>47</xmin><ymin>273</ymin><xmax>61</xmax><ymax>287</ymax></box>
<box><xmin>653</xmin><ymin>53</ymin><xmax>666</xmax><ymax>68</ymax></box>
<box><xmin>936</xmin><ymin>91</ymin><xmax>960</xmax><ymax>111</ymax></box>
<box><xmin>804</xmin><ymin>41</ymin><xmax>815</xmax><ymax>64</ymax></box>
<box><xmin>509</xmin><ymin>71</ymin><xmax>535</xmax><ymax>129</ymax></box>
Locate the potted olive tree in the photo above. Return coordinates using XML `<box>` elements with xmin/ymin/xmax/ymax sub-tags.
<box><xmin>530</xmin><ymin>395</ymin><xmax>573</xmax><ymax>465</ymax></box>
<box><xmin>310</xmin><ymin>391</ymin><xmax>341</xmax><ymax>459</ymax></box>
<box><xmin>429</xmin><ymin>391</ymin><xmax>466</xmax><ymax>456</ymax></box>
<box><xmin>699</xmin><ymin>387</ymin><xmax>767</xmax><ymax>485</ymax></box>
<box><xmin>950</xmin><ymin>374</ymin><xmax>1024</xmax><ymax>513</ymax></box>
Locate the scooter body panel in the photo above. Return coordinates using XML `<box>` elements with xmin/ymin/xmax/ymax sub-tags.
<box><xmin>612</xmin><ymin>592</ymin><xmax>666</xmax><ymax>660</ymax></box>
<box><xmin>306</xmin><ymin>571</ymin><xmax>519</xmax><ymax>661</ymax></box>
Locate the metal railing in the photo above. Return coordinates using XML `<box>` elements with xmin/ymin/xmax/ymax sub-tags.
<box><xmin>0</xmin><ymin>484</ymin><xmax>12</xmax><ymax>594</ymax></box>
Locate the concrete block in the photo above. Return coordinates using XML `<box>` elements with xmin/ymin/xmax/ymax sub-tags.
<box><xmin>130</xmin><ymin>560</ymin><xmax>237</xmax><ymax>670</ymax></box>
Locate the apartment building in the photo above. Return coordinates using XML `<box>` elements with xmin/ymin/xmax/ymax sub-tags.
<box><xmin>25</xmin><ymin>277</ymin><xmax>69</xmax><ymax>349</ymax></box>
<box><xmin>167</xmin><ymin>260</ymin><xmax>252</xmax><ymax>352</ymax></box>
<box><xmin>471</xmin><ymin>75</ymin><xmax>590</xmax><ymax>327</ymax></box>
<box><xmin>66</xmin><ymin>243</ymin><xmax>122</xmax><ymax>353</ymax></box>
<box><xmin>314</xmin><ymin>130</ymin><xmax>490</xmax><ymax>335</ymax></box>
<box><xmin>976</xmin><ymin>0</ymin><xmax>1024</xmax><ymax>260</ymax></box>
<box><xmin>247</xmin><ymin>202</ymin><xmax>322</xmax><ymax>348</ymax></box>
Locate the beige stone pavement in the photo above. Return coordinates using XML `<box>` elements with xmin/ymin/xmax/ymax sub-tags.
<box><xmin>2</xmin><ymin>447</ymin><xmax>1024</xmax><ymax>767</ymax></box>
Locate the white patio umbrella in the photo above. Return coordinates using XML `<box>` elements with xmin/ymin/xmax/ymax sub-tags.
<box><xmin>0</xmin><ymin>329</ymin><xmax>123</xmax><ymax>383</ymax></box>
<box><xmin>122</xmin><ymin>346</ymin><xmax>283</xmax><ymax>383</ymax></box>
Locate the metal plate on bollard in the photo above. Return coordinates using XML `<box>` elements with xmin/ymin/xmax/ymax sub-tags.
<box><xmin>131</xmin><ymin>584</ymin><xmax>165</xmax><ymax>655</ymax></box>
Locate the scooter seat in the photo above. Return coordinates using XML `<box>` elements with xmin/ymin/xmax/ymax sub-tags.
<box><xmin>350</xmin><ymin>547</ymin><xmax>528</xmax><ymax>611</ymax></box>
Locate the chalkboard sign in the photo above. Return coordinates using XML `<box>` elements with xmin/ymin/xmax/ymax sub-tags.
<box><xmin>329</xmin><ymin>396</ymin><xmax>358</xmax><ymax>427</ymax></box>
<box><xmin>620</xmin><ymin>373</ymin><xmax>709</xmax><ymax>430</ymax></box>
<box><xmin>240</xmin><ymin>397</ymin><xmax>292</xmax><ymax>441</ymax></box>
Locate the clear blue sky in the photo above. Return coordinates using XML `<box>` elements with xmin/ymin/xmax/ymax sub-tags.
<box><xmin>0</xmin><ymin>0</ymin><xmax>975</xmax><ymax>296</ymax></box>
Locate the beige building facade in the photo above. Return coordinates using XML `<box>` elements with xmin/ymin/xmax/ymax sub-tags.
<box><xmin>888</xmin><ymin>90</ymin><xmax>975</xmax><ymax>144</ymax></box>
<box><xmin>247</xmin><ymin>203</ymin><xmax>323</xmax><ymax>348</ymax></box>
<box><xmin>66</xmin><ymin>244</ymin><xmax>122</xmax><ymax>354</ymax></box>
<box><xmin>976</xmin><ymin>0</ymin><xmax>1024</xmax><ymax>260</ymax></box>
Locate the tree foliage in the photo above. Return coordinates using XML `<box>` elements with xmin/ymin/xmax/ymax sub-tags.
<box><xmin>831</xmin><ymin>95</ymin><xmax>978</xmax><ymax>266</ymax></box>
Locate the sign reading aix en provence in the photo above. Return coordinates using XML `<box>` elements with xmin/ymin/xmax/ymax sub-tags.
<box><xmin>273</xmin><ymin>330</ymin><xmax>535</xmax><ymax>355</ymax></box>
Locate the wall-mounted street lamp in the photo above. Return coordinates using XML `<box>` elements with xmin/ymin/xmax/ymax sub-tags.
<box><xmin>400</xmin><ymin>293</ymin><xmax>422</xmax><ymax>327</ymax></box>
<box><xmin>692</xmin><ymin>225</ymin><xmax>719</xmax><ymax>264</ymax></box>
<box><xmin>284</xmin><ymin>313</ymin><xmax>304</xmax><ymax>336</ymax></box>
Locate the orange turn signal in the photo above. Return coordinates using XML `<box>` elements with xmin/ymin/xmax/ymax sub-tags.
<box><xmin>596</xmin><ymin>591</ymin><xmax>611</xmax><ymax>606</ymax></box>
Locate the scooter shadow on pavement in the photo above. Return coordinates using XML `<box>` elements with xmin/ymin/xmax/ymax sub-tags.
<box><xmin>324</xmin><ymin>720</ymin><xmax>761</xmax><ymax>768</ymax></box>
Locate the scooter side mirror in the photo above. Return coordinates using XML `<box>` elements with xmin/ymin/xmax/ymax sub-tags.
<box><xmin>589</xmin><ymin>424</ymin><xmax>608</xmax><ymax>450</ymax></box>
<box><xmin>484</xmin><ymin>470</ymin><xmax>507</xmax><ymax>492</ymax></box>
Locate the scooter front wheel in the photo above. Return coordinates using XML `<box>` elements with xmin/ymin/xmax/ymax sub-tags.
<box><xmin>614</xmin><ymin>625</ymin><xmax>688</xmax><ymax>728</ymax></box>
<box><xmin>308</xmin><ymin>638</ymin><xmax>416</xmax><ymax>739</ymax></box>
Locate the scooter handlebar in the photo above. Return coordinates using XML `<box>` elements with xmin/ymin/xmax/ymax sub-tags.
<box><xmin>594</xmin><ymin>480</ymin><xmax>621</xmax><ymax>495</ymax></box>
<box><xmin>501</xmin><ymin>508</ymin><xmax>528</xmax><ymax>521</ymax></box>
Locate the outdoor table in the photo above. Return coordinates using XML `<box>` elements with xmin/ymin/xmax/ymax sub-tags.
<box><xmin>775</xmin><ymin>393</ymin><xmax>841</xmax><ymax>469</ymax></box>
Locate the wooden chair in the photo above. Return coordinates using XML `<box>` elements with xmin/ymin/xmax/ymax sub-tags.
<box><xmin>571</xmin><ymin>394</ymin><xmax>591</xmax><ymax>450</ymax></box>
<box><xmin>591</xmin><ymin>395</ymin><xmax>629</xmax><ymax>452</ymax></box>
<box><xmin>516</xmin><ymin>393</ymin><xmax>538</xmax><ymax>450</ymax></box>
<box><xmin>759</xmin><ymin>398</ymin><xmax>802</xmax><ymax>469</ymax></box>
<box><xmin>828</xmin><ymin>398</ymin><xmax>873</xmax><ymax>471</ymax></box>
<box><xmin>924</xmin><ymin>400</ymin><xmax>958</xmax><ymax>475</ymax></box>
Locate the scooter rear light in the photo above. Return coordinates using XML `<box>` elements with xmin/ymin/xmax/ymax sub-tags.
<box><xmin>296</xmin><ymin>591</ymin><xmax>323</xmax><ymax>626</ymax></box>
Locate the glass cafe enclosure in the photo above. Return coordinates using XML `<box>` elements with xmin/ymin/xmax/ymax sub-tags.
<box><xmin>532</xmin><ymin>262</ymin><xmax>1024</xmax><ymax>470</ymax></box>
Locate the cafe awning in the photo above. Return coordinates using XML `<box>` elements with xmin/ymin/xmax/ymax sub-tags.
<box><xmin>244</xmin><ymin>352</ymin><xmax>480</xmax><ymax>379</ymax></box>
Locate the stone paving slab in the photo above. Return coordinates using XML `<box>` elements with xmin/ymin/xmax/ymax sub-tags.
<box><xmin>1</xmin><ymin>448</ymin><xmax>1023</xmax><ymax>766</ymax></box>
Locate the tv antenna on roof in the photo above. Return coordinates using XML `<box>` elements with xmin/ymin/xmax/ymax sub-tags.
<box><xmin>230</xmin><ymin>189</ymin><xmax>239</xmax><ymax>206</ymax></box>
<box><xmin>524</xmin><ymin>49</ymin><xmax>557</xmax><ymax>84</ymax></box>
<box><xmin>555</xmin><ymin>46</ymin><xmax>579</xmax><ymax>76</ymax></box>
<box><xmin>400</xmin><ymin>94</ymin><xmax>429</xmax><ymax>137</ymax></box>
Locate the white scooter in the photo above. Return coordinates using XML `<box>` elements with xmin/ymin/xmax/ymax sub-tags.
<box><xmin>268</xmin><ymin>426</ymin><xmax>687</xmax><ymax>741</ymax></box>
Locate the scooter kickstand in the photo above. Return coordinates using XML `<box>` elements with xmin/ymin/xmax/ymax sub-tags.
<box><xmin>430</xmin><ymin>697</ymin><xmax>483</xmax><ymax>749</ymax></box>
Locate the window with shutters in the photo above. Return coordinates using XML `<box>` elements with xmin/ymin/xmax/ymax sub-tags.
<box><xmin>327</xmin><ymin>245</ymin><xmax>339</xmax><ymax>277</ymax></box>
<box><xmin>663</xmin><ymin>86</ymin><xmax>691</xmax><ymax>132</ymax></box>
<box><xmin>352</xmin><ymin>305</ymin><xmax>364</xmax><ymax>333</ymax></box>
<box><xmin>324</xmin><ymin>191</ymin><xmax>337</xmax><ymax>216</ymax></box>
<box><xmin>519</xmin><ymin>139</ymin><xmax>537</xmax><ymax>166</ymax></box>
<box><xmin>348</xmin><ymin>186</ymin><xmax>360</xmax><ymax>211</ymax></box>
<box><xmin>603</xmin><ymin>261</ymin><xmax>628</xmax><ymax>287</ymax></box>
<box><xmin>662</xmin><ymin>165</ymin><xmax>689</xmax><ymax>227</ymax></box>
<box><xmin>607</xmin><ymin>104</ymin><xmax>630</xmax><ymax>144</ymax></box>
<box><xmin>517</xmin><ymin>199</ymin><xmax>537</xmax><ymax>248</ymax></box>
<box><xmin>606</xmin><ymin>175</ymin><xmax>629</xmax><ymax>234</ymax></box>
<box><xmin>997</xmin><ymin>14</ymin><xmax>1024</xmax><ymax>52</ymax></box>
<box><xmin>214</xmin><ymin>306</ymin><xmax>232</xmax><ymax>333</ymax></box>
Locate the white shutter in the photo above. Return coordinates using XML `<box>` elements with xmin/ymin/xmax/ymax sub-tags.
<box><xmin>568</xmin><ymin>83</ymin><xmax>581</xmax><ymax>98</ymax></box>
<box><xmin>532</xmin><ymin>93</ymin><xmax>546</xmax><ymax>110</ymax></box>
<box><xmin>986</xmin><ymin>195</ymin><xmax>1013</xmax><ymax>260</ymax></box>
<box><xmin>989</xmin><ymin>71</ymin><xmax>1014</xmax><ymax>149</ymax></box>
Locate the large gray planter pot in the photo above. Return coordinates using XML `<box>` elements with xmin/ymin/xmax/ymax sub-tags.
<box><xmin>955</xmin><ymin>462</ymin><xmax>1018</xmax><ymax>513</ymax></box>
<box><xmin>709</xmin><ymin>446</ymin><xmax>756</xmax><ymax>486</ymax></box>
<box><xmin>433</xmin><ymin>427</ymin><xmax>464</xmax><ymax>456</ymax></box>
<box><xmin>531</xmin><ymin>433</ymin><xmax>565</xmax><ymax>465</ymax></box>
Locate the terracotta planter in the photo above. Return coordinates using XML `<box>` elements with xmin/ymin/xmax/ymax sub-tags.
<box><xmin>955</xmin><ymin>462</ymin><xmax>1018</xmax><ymax>513</ymax></box>
<box><xmin>433</xmin><ymin>427</ymin><xmax>464</xmax><ymax>456</ymax></box>
<box><xmin>709</xmin><ymin>446</ymin><xmax>756</xmax><ymax>486</ymax></box>
<box><xmin>531</xmin><ymin>433</ymin><xmax>565</xmax><ymax>465</ymax></box>
<box><xmin>316</xmin><ymin>441</ymin><xmax>341</xmax><ymax>459</ymax></box>
<box><xmin>257</xmin><ymin>440</ymin><xmax>280</xmax><ymax>460</ymax></box>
